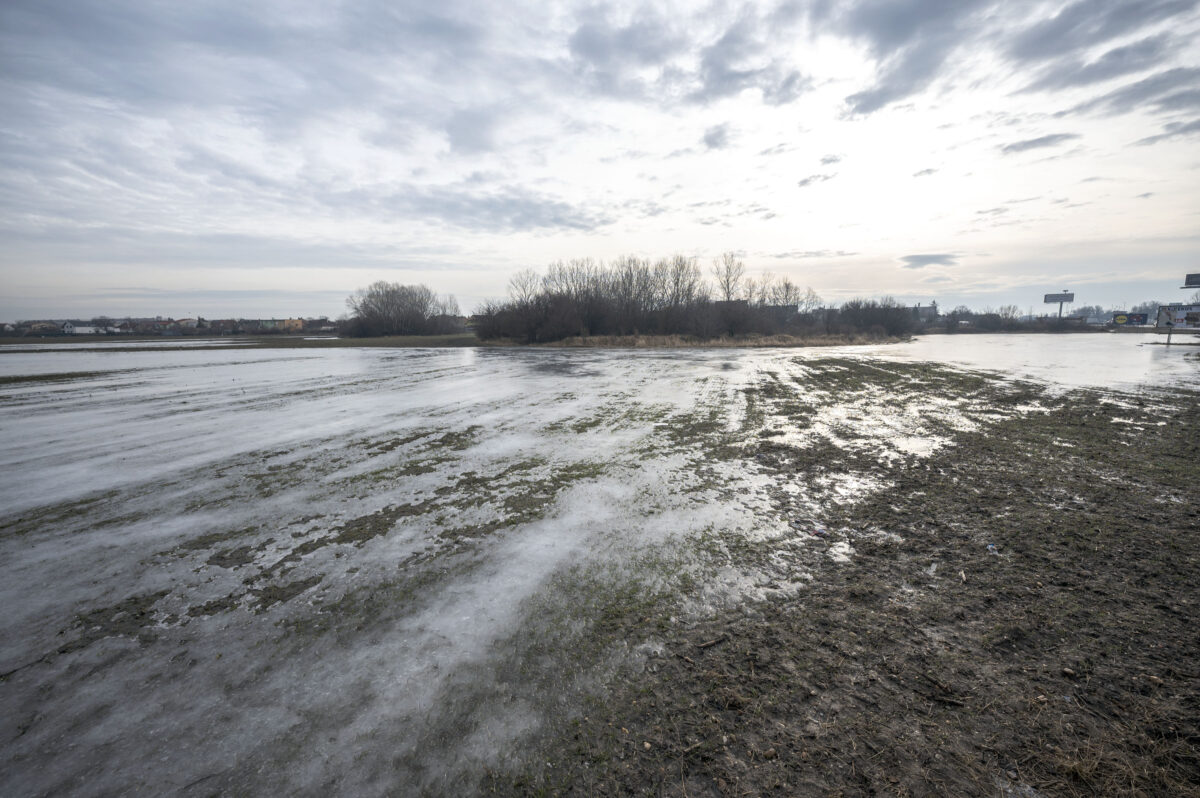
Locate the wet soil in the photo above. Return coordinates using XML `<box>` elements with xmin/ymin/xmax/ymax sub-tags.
<box><xmin>489</xmin><ymin>386</ymin><xmax>1199</xmax><ymax>797</ymax></box>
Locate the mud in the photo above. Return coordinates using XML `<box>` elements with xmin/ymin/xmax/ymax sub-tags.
<box><xmin>1</xmin><ymin>346</ymin><xmax>1194</xmax><ymax>797</ymax></box>
<box><xmin>487</xmin><ymin>371</ymin><xmax>1199</xmax><ymax>797</ymax></box>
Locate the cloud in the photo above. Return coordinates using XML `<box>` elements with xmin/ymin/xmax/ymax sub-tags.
<box><xmin>899</xmin><ymin>253</ymin><xmax>958</xmax><ymax>268</ymax></box>
<box><xmin>568</xmin><ymin>13</ymin><xmax>683</xmax><ymax>70</ymax></box>
<box><xmin>1007</xmin><ymin>0</ymin><xmax>1195</xmax><ymax>64</ymax></box>
<box><xmin>365</xmin><ymin>184</ymin><xmax>613</xmax><ymax>233</ymax></box>
<box><xmin>826</xmin><ymin>0</ymin><xmax>993</xmax><ymax>114</ymax></box>
<box><xmin>913</xmin><ymin>167</ymin><xmax>937</xmax><ymax>177</ymax></box>
<box><xmin>820</xmin><ymin>154</ymin><xmax>842</xmax><ymax>165</ymax></box>
<box><xmin>1000</xmin><ymin>133</ymin><xmax>1082</xmax><ymax>153</ymax></box>
<box><xmin>565</xmin><ymin>7</ymin><xmax>811</xmax><ymax>107</ymax></box>
<box><xmin>1064</xmin><ymin>67</ymin><xmax>1200</xmax><ymax>116</ymax></box>
<box><xmin>688</xmin><ymin>15</ymin><xmax>811</xmax><ymax>105</ymax></box>
<box><xmin>797</xmin><ymin>173</ymin><xmax>836</xmax><ymax>187</ymax></box>
<box><xmin>1136</xmin><ymin>192</ymin><xmax>1154</xmax><ymax>198</ymax></box>
<box><xmin>827</xmin><ymin>0</ymin><xmax>1196</xmax><ymax>115</ymax></box>
<box><xmin>759</xmin><ymin>142</ymin><xmax>798</xmax><ymax>156</ymax></box>
<box><xmin>445</xmin><ymin>108</ymin><xmax>500</xmax><ymax>154</ymax></box>
<box><xmin>1135</xmin><ymin>118</ymin><xmax>1200</xmax><ymax>144</ymax></box>
<box><xmin>1020</xmin><ymin>34</ymin><xmax>1174</xmax><ymax>92</ymax></box>
<box><xmin>767</xmin><ymin>249</ymin><xmax>858</xmax><ymax>259</ymax></box>
<box><xmin>703</xmin><ymin>124</ymin><xmax>733</xmax><ymax>150</ymax></box>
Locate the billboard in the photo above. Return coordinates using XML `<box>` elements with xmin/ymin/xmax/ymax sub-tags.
<box><xmin>1112</xmin><ymin>313</ymin><xmax>1148</xmax><ymax>326</ymax></box>
<box><xmin>1156</xmin><ymin>304</ymin><xmax>1200</xmax><ymax>331</ymax></box>
<box><xmin>1185</xmin><ymin>273</ymin><xmax>1200</xmax><ymax>288</ymax></box>
<box><xmin>1044</xmin><ymin>292</ymin><xmax>1074</xmax><ymax>303</ymax></box>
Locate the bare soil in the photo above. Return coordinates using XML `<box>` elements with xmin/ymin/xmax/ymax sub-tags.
<box><xmin>488</xmin><ymin>383</ymin><xmax>1199</xmax><ymax>797</ymax></box>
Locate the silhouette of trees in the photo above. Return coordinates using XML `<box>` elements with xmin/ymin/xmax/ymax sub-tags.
<box><xmin>470</xmin><ymin>256</ymin><xmax>902</xmax><ymax>343</ymax></box>
<box><xmin>344</xmin><ymin>282</ymin><xmax>462</xmax><ymax>336</ymax></box>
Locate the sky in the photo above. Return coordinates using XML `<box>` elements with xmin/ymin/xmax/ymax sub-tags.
<box><xmin>2</xmin><ymin>0</ymin><xmax>1199</xmax><ymax>321</ymax></box>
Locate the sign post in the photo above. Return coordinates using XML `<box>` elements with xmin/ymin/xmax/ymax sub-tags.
<box><xmin>1044</xmin><ymin>291</ymin><xmax>1074</xmax><ymax>319</ymax></box>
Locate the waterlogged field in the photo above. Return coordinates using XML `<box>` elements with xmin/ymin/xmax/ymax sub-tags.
<box><xmin>0</xmin><ymin>338</ymin><xmax>1196</xmax><ymax>796</ymax></box>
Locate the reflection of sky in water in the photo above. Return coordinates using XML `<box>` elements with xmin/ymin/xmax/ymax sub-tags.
<box><xmin>852</xmin><ymin>333</ymin><xmax>1197</xmax><ymax>391</ymax></box>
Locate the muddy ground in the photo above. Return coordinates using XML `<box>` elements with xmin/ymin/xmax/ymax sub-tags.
<box><xmin>487</xmin><ymin>374</ymin><xmax>1199</xmax><ymax>797</ymax></box>
<box><xmin>2</xmin><ymin>348</ymin><xmax>1196</xmax><ymax>797</ymax></box>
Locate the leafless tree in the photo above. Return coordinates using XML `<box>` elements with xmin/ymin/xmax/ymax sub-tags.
<box><xmin>712</xmin><ymin>252</ymin><xmax>745</xmax><ymax>302</ymax></box>
<box><xmin>345</xmin><ymin>281</ymin><xmax>458</xmax><ymax>336</ymax></box>
<box><xmin>800</xmin><ymin>287</ymin><xmax>823</xmax><ymax>313</ymax></box>
<box><xmin>508</xmin><ymin>269</ymin><xmax>542</xmax><ymax>307</ymax></box>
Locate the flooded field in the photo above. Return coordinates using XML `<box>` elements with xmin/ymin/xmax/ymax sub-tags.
<box><xmin>1</xmin><ymin>336</ymin><xmax>1196</xmax><ymax>796</ymax></box>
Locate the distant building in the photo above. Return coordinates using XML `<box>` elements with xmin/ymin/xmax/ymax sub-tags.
<box><xmin>907</xmin><ymin>302</ymin><xmax>939</xmax><ymax>322</ymax></box>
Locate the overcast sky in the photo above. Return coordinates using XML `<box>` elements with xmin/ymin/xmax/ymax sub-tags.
<box><xmin>2</xmin><ymin>0</ymin><xmax>1198</xmax><ymax>320</ymax></box>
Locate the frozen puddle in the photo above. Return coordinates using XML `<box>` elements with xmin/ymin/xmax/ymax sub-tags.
<box><xmin>0</xmin><ymin>342</ymin><xmax>1145</xmax><ymax>795</ymax></box>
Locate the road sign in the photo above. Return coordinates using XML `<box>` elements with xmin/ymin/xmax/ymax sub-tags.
<box><xmin>1044</xmin><ymin>292</ymin><xmax>1074</xmax><ymax>303</ymax></box>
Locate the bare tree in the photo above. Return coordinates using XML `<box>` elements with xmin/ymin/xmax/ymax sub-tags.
<box><xmin>799</xmin><ymin>287</ymin><xmax>823</xmax><ymax>313</ymax></box>
<box><xmin>508</xmin><ymin>269</ymin><xmax>542</xmax><ymax>307</ymax></box>
<box><xmin>712</xmin><ymin>252</ymin><xmax>745</xmax><ymax>302</ymax></box>
<box><xmin>776</xmin><ymin>278</ymin><xmax>804</xmax><ymax>307</ymax></box>
<box><xmin>345</xmin><ymin>281</ymin><xmax>457</xmax><ymax>336</ymax></box>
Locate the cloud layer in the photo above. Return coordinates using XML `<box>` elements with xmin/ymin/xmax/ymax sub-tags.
<box><xmin>1</xmin><ymin>0</ymin><xmax>1198</xmax><ymax>317</ymax></box>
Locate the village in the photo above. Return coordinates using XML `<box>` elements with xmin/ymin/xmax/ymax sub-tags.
<box><xmin>1</xmin><ymin>316</ymin><xmax>339</xmax><ymax>337</ymax></box>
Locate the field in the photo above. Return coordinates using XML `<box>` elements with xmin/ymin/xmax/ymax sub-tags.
<box><xmin>0</xmin><ymin>338</ymin><xmax>1196</xmax><ymax>796</ymax></box>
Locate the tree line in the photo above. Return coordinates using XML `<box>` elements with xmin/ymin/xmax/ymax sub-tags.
<box><xmin>470</xmin><ymin>253</ymin><xmax>914</xmax><ymax>342</ymax></box>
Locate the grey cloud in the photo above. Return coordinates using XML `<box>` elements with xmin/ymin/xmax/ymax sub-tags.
<box><xmin>1135</xmin><ymin>117</ymin><xmax>1200</xmax><ymax>144</ymax></box>
<box><xmin>824</xmin><ymin>0</ymin><xmax>992</xmax><ymax>114</ymax></box>
<box><xmin>1020</xmin><ymin>34</ymin><xmax>1174</xmax><ymax>92</ymax></box>
<box><xmin>175</xmin><ymin>147</ymin><xmax>283</xmax><ymax>190</ymax></box>
<box><xmin>976</xmin><ymin>207</ymin><xmax>1009</xmax><ymax>215</ymax></box>
<box><xmin>797</xmin><ymin>173</ymin><xmax>836</xmax><ymax>187</ymax></box>
<box><xmin>759</xmin><ymin>142</ymin><xmax>798</xmax><ymax>156</ymax></box>
<box><xmin>358</xmin><ymin>184</ymin><xmax>612</xmax><ymax>233</ymax></box>
<box><xmin>566</xmin><ymin>9</ymin><xmax>685</xmax><ymax>99</ymax></box>
<box><xmin>568</xmin><ymin>14</ymin><xmax>682</xmax><ymax>69</ymax></box>
<box><xmin>829</xmin><ymin>0</ymin><xmax>1195</xmax><ymax>115</ymax></box>
<box><xmin>1064</xmin><ymin>67</ymin><xmax>1200</xmax><ymax>116</ymax></box>
<box><xmin>703</xmin><ymin>124</ymin><xmax>733</xmax><ymax>150</ymax></box>
<box><xmin>913</xmin><ymin>167</ymin><xmax>937</xmax><ymax>177</ymax></box>
<box><xmin>768</xmin><ymin>250</ymin><xmax>858</xmax><ymax>259</ymax></box>
<box><xmin>1007</xmin><ymin>0</ymin><xmax>1195</xmax><ymax>63</ymax></box>
<box><xmin>1000</xmin><ymin>133</ymin><xmax>1082</xmax><ymax>153</ymax></box>
<box><xmin>899</xmin><ymin>253</ymin><xmax>957</xmax><ymax>268</ymax></box>
<box><xmin>1136</xmin><ymin>192</ymin><xmax>1154</xmax><ymax>198</ymax></box>
<box><xmin>0</xmin><ymin>2</ymin><xmax>456</xmax><ymax>131</ymax></box>
<box><xmin>564</xmin><ymin>9</ymin><xmax>810</xmax><ymax>107</ymax></box>
<box><xmin>820</xmin><ymin>154</ymin><xmax>842</xmax><ymax>165</ymax></box>
<box><xmin>0</xmin><ymin>224</ymin><xmax>462</xmax><ymax>269</ymax></box>
<box><xmin>445</xmin><ymin>108</ymin><xmax>499</xmax><ymax>154</ymax></box>
<box><xmin>688</xmin><ymin>16</ymin><xmax>810</xmax><ymax>105</ymax></box>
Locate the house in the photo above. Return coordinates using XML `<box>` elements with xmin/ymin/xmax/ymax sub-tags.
<box><xmin>62</xmin><ymin>322</ymin><xmax>99</xmax><ymax>335</ymax></box>
<box><xmin>908</xmin><ymin>302</ymin><xmax>939</xmax><ymax>322</ymax></box>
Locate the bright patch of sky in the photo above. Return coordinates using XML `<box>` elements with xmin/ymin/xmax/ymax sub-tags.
<box><xmin>1</xmin><ymin>0</ymin><xmax>1198</xmax><ymax>319</ymax></box>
